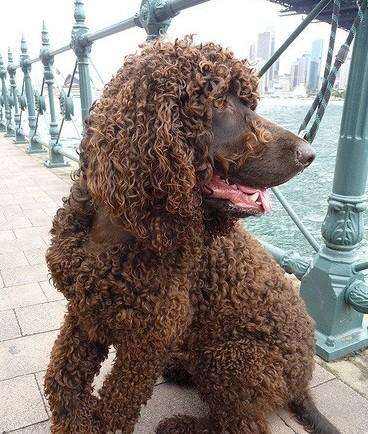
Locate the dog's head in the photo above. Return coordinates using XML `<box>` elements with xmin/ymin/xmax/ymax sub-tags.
<box><xmin>83</xmin><ymin>38</ymin><xmax>314</xmax><ymax>252</ymax></box>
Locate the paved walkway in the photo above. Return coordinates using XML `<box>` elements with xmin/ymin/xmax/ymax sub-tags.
<box><xmin>0</xmin><ymin>134</ymin><xmax>367</xmax><ymax>433</ymax></box>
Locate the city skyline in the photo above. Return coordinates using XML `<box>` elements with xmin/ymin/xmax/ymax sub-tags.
<box><xmin>246</xmin><ymin>29</ymin><xmax>352</xmax><ymax>96</ymax></box>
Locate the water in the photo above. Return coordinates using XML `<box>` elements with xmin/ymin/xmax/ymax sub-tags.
<box><xmin>246</xmin><ymin>97</ymin><xmax>368</xmax><ymax>257</ymax></box>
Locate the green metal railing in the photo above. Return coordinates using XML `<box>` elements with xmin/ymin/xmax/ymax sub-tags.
<box><xmin>0</xmin><ymin>0</ymin><xmax>367</xmax><ymax>361</ymax></box>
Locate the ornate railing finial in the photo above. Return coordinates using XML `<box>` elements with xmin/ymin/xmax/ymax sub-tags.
<box><xmin>41</xmin><ymin>21</ymin><xmax>50</xmax><ymax>47</ymax></box>
<box><xmin>138</xmin><ymin>0</ymin><xmax>174</xmax><ymax>40</ymax></box>
<box><xmin>0</xmin><ymin>52</ymin><xmax>4</xmax><ymax>74</ymax></box>
<box><xmin>40</xmin><ymin>21</ymin><xmax>51</xmax><ymax>64</ymax></box>
<box><xmin>8</xmin><ymin>47</ymin><xmax>13</xmax><ymax>65</ymax></box>
<box><xmin>74</xmin><ymin>0</ymin><xmax>87</xmax><ymax>30</ymax></box>
<box><xmin>20</xmin><ymin>34</ymin><xmax>27</xmax><ymax>56</ymax></box>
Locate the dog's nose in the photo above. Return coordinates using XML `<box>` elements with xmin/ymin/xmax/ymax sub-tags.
<box><xmin>295</xmin><ymin>141</ymin><xmax>316</xmax><ymax>166</ymax></box>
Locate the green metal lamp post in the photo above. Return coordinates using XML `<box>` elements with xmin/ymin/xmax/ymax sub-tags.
<box><xmin>7</xmin><ymin>49</ymin><xmax>26</xmax><ymax>144</ymax></box>
<box><xmin>20</xmin><ymin>36</ymin><xmax>44</xmax><ymax>153</ymax></box>
<box><xmin>300</xmin><ymin>4</ymin><xmax>368</xmax><ymax>361</ymax></box>
<box><xmin>0</xmin><ymin>53</ymin><xmax>15</xmax><ymax>137</ymax></box>
<box><xmin>40</xmin><ymin>22</ymin><xmax>68</xmax><ymax>168</ymax></box>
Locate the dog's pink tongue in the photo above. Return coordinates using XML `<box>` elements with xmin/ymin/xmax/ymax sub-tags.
<box><xmin>207</xmin><ymin>176</ymin><xmax>250</xmax><ymax>204</ymax></box>
<box><xmin>206</xmin><ymin>175</ymin><xmax>271</xmax><ymax>212</ymax></box>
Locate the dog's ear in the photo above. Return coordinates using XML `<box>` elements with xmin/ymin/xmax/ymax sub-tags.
<box><xmin>85</xmin><ymin>96</ymin><xmax>202</xmax><ymax>252</ymax></box>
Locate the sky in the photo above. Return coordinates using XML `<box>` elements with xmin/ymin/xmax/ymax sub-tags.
<box><xmin>0</xmin><ymin>0</ymin><xmax>350</xmax><ymax>87</ymax></box>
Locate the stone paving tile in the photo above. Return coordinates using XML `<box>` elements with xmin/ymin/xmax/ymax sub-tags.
<box><xmin>0</xmin><ymin>330</ymin><xmax>58</xmax><ymax>381</ymax></box>
<box><xmin>0</xmin><ymin>250</ymin><xmax>29</xmax><ymax>269</ymax></box>
<box><xmin>323</xmin><ymin>358</ymin><xmax>368</xmax><ymax>399</ymax></box>
<box><xmin>93</xmin><ymin>350</ymin><xmax>116</xmax><ymax>393</ymax></box>
<box><xmin>0</xmin><ymin>236</ymin><xmax>47</xmax><ymax>253</ymax></box>
<box><xmin>134</xmin><ymin>384</ymin><xmax>293</xmax><ymax>433</ymax></box>
<box><xmin>16</xmin><ymin>300</ymin><xmax>67</xmax><ymax>336</ymax></box>
<box><xmin>11</xmin><ymin>420</ymin><xmax>51</xmax><ymax>433</ymax></box>
<box><xmin>39</xmin><ymin>281</ymin><xmax>65</xmax><ymax>302</ymax></box>
<box><xmin>135</xmin><ymin>383</ymin><xmax>208</xmax><ymax>433</ymax></box>
<box><xmin>0</xmin><ymin>229</ymin><xmax>16</xmax><ymax>242</ymax></box>
<box><xmin>0</xmin><ymin>193</ymin><xmax>16</xmax><ymax>206</ymax></box>
<box><xmin>20</xmin><ymin>198</ymin><xmax>57</xmax><ymax>211</ymax></box>
<box><xmin>13</xmin><ymin>226</ymin><xmax>50</xmax><ymax>240</ymax></box>
<box><xmin>12</xmin><ymin>193</ymin><xmax>37</xmax><ymax>204</ymax></box>
<box><xmin>42</xmin><ymin>204</ymin><xmax>59</xmax><ymax>218</ymax></box>
<box><xmin>0</xmin><ymin>375</ymin><xmax>48</xmax><ymax>432</ymax></box>
<box><xmin>35</xmin><ymin>371</ymin><xmax>50</xmax><ymax>417</ymax></box>
<box><xmin>279</xmin><ymin>379</ymin><xmax>368</xmax><ymax>434</ymax></box>
<box><xmin>0</xmin><ymin>310</ymin><xmax>21</xmax><ymax>341</ymax></box>
<box><xmin>1</xmin><ymin>216</ymin><xmax>33</xmax><ymax>230</ymax></box>
<box><xmin>310</xmin><ymin>361</ymin><xmax>336</xmax><ymax>388</ymax></box>
<box><xmin>1</xmin><ymin>263</ymin><xmax>48</xmax><ymax>287</ymax></box>
<box><xmin>267</xmin><ymin>414</ymin><xmax>296</xmax><ymax>434</ymax></box>
<box><xmin>0</xmin><ymin>283</ymin><xmax>47</xmax><ymax>311</ymax></box>
<box><xmin>23</xmin><ymin>210</ymin><xmax>52</xmax><ymax>227</ymax></box>
<box><xmin>23</xmin><ymin>246</ymin><xmax>48</xmax><ymax>266</ymax></box>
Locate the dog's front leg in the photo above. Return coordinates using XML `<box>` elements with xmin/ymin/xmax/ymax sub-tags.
<box><xmin>44</xmin><ymin>307</ymin><xmax>110</xmax><ymax>434</ymax></box>
<box><xmin>98</xmin><ymin>291</ymin><xmax>191</xmax><ymax>434</ymax></box>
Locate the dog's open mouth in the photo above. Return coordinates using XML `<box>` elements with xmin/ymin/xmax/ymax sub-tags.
<box><xmin>203</xmin><ymin>174</ymin><xmax>271</xmax><ymax>215</ymax></box>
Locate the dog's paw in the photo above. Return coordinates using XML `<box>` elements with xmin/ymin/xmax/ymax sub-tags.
<box><xmin>156</xmin><ymin>416</ymin><xmax>210</xmax><ymax>434</ymax></box>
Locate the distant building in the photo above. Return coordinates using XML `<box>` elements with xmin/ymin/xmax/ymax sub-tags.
<box><xmin>289</xmin><ymin>53</ymin><xmax>310</xmax><ymax>91</ymax></box>
<box><xmin>256</xmin><ymin>30</ymin><xmax>276</xmax><ymax>93</ymax></box>
<box><xmin>273</xmin><ymin>58</ymin><xmax>280</xmax><ymax>81</ymax></box>
<box><xmin>257</xmin><ymin>32</ymin><xmax>272</xmax><ymax>59</ymax></box>
<box><xmin>248</xmin><ymin>43</ymin><xmax>256</xmax><ymax>61</ymax></box>
<box><xmin>307</xmin><ymin>39</ymin><xmax>323</xmax><ymax>92</ymax></box>
<box><xmin>273</xmin><ymin>74</ymin><xmax>291</xmax><ymax>93</ymax></box>
<box><xmin>297</xmin><ymin>54</ymin><xmax>310</xmax><ymax>85</ymax></box>
<box><xmin>290</xmin><ymin>61</ymin><xmax>299</xmax><ymax>89</ymax></box>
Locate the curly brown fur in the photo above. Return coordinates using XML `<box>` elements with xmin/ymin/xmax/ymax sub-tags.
<box><xmin>44</xmin><ymin>37</ymin><xmax>338</xmax><ymax>434</ymax></box>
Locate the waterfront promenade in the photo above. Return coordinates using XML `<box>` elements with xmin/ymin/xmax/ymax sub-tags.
<box><xmin>0</xmin><ymin>134</ymin><xmax>367</xmax><ymax>433</ymax></box>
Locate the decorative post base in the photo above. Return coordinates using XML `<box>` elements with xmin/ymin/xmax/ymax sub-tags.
<box><xmin>14</xmin><ymin>128</ymin><xmax>27</xmax><ymax>144</ymax></box>
<box><xmin>44</xmin><ymin>145</ymin><xmax>69</xmax><ymax>168</ymax></box>
<box><xmin>5</xmin><ymin>126</ymin><xmax>15</xmax><ymax>138</ymax></box>
<box><xmin>314</xmin><ymin>320</ymin><xmax>368</xmax><ymax>361</ymax></box>
<box><xmin>26</xmin><ymin>135</ymin><xmax>46</xmax><ymax>154</ymax></box>
<box><xmin>44</xmin><ymin>159</ymin><xmax>70</xmax><ymax>168</ymax></box>
<box><xmin>300</xmin><ymin>246</ymin><xmax>368</xmax><ymax>361</ymax></box>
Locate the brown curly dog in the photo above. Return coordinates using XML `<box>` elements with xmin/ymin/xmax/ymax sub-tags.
<box><xmin>44</xmin><ymin>37</ymin><xmax>340</xmax><ymax>434</ymax></box>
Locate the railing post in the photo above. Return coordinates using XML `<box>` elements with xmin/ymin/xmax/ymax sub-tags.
<box><xmin>7</xmin><ymin>48</ymin><xmax>26</xmax><ymax>144</ymax></box>
<box><xmin>300</xmin><ymin>3</ymin><xmax>368</xmax><ymax>361</ymax></box>
<box><xmin>0</xmin><ymin>81</ymin><xmax>6</xmax><ymax>132</ymax></box>
<box><xmin>71</xmin><ymin>0</ymin><xmax>92</xmax><ymax>126</ymax></box>
<box><xmin>40</xmin><ymin>22</ymin><xmax>68</xmax><ymax>168</ymax></box>
<box><xmin>0</xmin><ymin>53</ymin><xmax>15</xmax><ymax>137</ymax></box>
<box><xmin>20</xmin><ymin>35</ymin><xmax>44</xmax><ymax>153</ymax></box>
